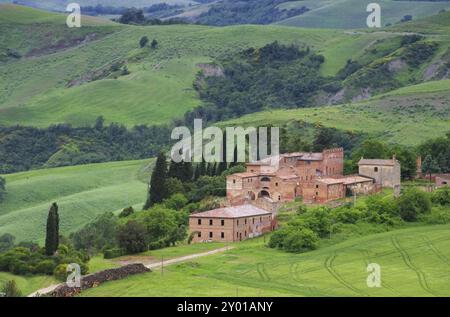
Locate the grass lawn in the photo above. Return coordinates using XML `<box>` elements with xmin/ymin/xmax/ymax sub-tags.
<box><xmin>0</xmin><ymin>271</ymin><xmax>57</xmax><ymax>296</ymax></box>
<box><xmin>0</xmin><ymin>159</ymin><xmax>153</xmax><ymax>243</ymax></box>
<box><xmin>80</xmin><ymin>223</ymin><xmax>450</xmax><ymax>297</ymax></box>
<box><xmin>220</xmin><ymin>80</ymin><xmax>450</xmax><ymax>146</ymax></box>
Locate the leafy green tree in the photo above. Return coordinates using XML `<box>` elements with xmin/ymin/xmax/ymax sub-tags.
<box><xmin>139</xmin><ymin>36</ymin><xmax>149</xmax><ymax>48</ymax></box>
<box><xmin>1</xmin><ymin>280</ymin><xmax>22</xmax><ymax>297</ymax></box>
<box><xmin>181</xmin><ymin>161</ymin><xmax>193</xmax><ymax>182</ymax></box>
<box><xmin>119</xmin><ymin>206</ymin><xmax>134</xmax><ymax>218</ymax></box>
<box><xmin>0</xmin><ymin>176</ymin><xmax>6</xmax><ymax>203</ymax></box>
<box><xmin>422</xmin><ymin>154</ymin><xmax>440</xmax><ymax>182</ymax></box>
<box><xmin>397</xmin><ymin>188</ymin><xmax>431</xmax><ymax>222</ymax></box>
<box><xmin>0</xmin><ymin>233</ymin><xmax>15</xmax><ymax>252</ymax></box>
<box><xmin>164</xmin><ymin>193</ymin><xmax>188</xmax><ymax>210</ymax></box>
<box><xmin>432</xmin><ymin>187</ymin><xmax>450</xmax><ymax>206</ymax></box>
<box><xmin>144</xmin><ymin>152</ymin><xmax>168</xmax><ymax>209</ymax></box>
<box><xmin>151</xmin><ymin>39</ymin><xmax>158</xmax><ymax>49</ymax></box>
<box><xmin>117</xmin><ymin>221</ymin><xmax>147</xmax><ymax>254</ymax></box>
<box><xmin>45</xmin><ymin>203</ymin><xmax>59</xmax><ymax>256</ymax></box>
<box><xmin>392</xmin><ymin>147</ymin><xmax>417</xmax><ymax>180</ymax></box>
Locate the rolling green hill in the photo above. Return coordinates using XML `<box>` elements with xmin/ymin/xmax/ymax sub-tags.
<box><xmin>0</xmin><ymin>159</ymin><xmax>153</xmax><ymax>243</ymax></box>
<box><xmin>1</xmin><ymin>4</ymin><xmax>397</xmax><ymax>128</ymax></box>
<box><xmin>276</xmin><ymin>0</ymin><xmax>450</xmax><ymax>29</ymax></box>
<box><xmin>81</xmin><ymin>224</ymin><xmax>450</xmax><ymax>296</ymax></box>
<box><xmin>220</xmin><ymin>80</ymin><xmax>450</xmax><ymax>146</ymax></box>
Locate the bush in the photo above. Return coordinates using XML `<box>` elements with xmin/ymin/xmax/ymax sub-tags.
<box><xmin>420</xmin><ymin>206</ymin><xmax>450</xmax><ymax>225</ymax></box>
<box><xmin>365</xmin><ymin>195</ymin><xmax>400</xmax><ymax>225</ymax></box>
<box><xmin>53</xmin><ymin>264</ymin><xmax>68</xmax><ymax>282</ymax></box>
<box><xmin>119</xmin><ymin>206</ymin><xmax>135</xmax><ymax>218</ymax></box>
<box><xmin>432</xmin><ymin>187</ymin><xmax>450</xmax><ymax>206</ymax></box>
<box><xmin>295</xmin><ymin>207</ymin><xmax>332</xmax><ymax>238</ymax></box>
<box><xmin>1</xmin><ymin>280</ymin><xmax>22</xmax><ymax>297</ymax></box>
<box><xmin>103</xmin><ymin>248</ymin><xmax>124</xmax><ymax>259</ymax></box>
<box><xmin>397</xmin><ymin>188</ymin><xmax>432</xmax><ymax>222</ymax></box>
<box><xmin>268</xmin><ymin>227</ymin><xmax>319</xmax><ymax>253</ymax></box>
<box><xmin>331</xmin><ymin>206</ymin><xmax>364</xmax><ymax>224</ymax></box>
<box><xmin>164</xmin><ymin>193</ymin><xmax>188</xmax><ymax>210</ymax></box>
<box><xmin>0</xmin><ymin>233</ymin><xmax>15</xmax><ymax>252</ymax></box>
<box><xmin>35</xmin><ymin>260</ymin><xmax>55</xmax><ymax>275</ymax></box>
<box><xmin>117</xmin><ymin>221</ymin><xmax>147</xmax><ymax>254</ymax></box>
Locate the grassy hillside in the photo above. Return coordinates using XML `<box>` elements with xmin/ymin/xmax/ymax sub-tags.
<box><xmin>81</xmin><ymin>224</ymin><xmax>450</xmax><ymax>296</ymax></box>
<box><xmin>0</xmin><ymin>271</ymin><xmax>57</xmax><ymax>295</ymax></box>
<box><xmin>220</xmin><ymin>80</ymin><xmax>450</xmax><ymax>146</ymax></box>
<box><xmin>0</xmin><ymin>159</ymin><xmax>153</xmax><ymax>243</ymax></box>
<box><xmin>276</xmin><ymin>0</ymin><xmax>450</xmax><ymax>29</ymax></box>
<box><xmin>0</xmin><ymin>5</ymin><xmax>408</xmax><ymax>127</ymax></box>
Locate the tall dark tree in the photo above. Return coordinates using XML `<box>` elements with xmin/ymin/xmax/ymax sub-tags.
<box><xmin>144</xmin><ymin>152</ymin><xmax>168</xmax><ymax>209</ymax></box>
<box><xmin>217</xmin><ymin>130</ymin><xmax>228</xmax><ymax>175</ymax></box>
<box><xmin>45</xmin><ymin>203</ymin><xmax>59</xmax><ymax>256</ymax></box>
<box><xmin>198</xmin><ymin>157</ymin><xmax>206</xmax><ymax>176</ymax></box>
<box><xmin>181</xmin><ymin>161</ymin><xmax>194</xmax><ymax>182</ymax></box>
<box><xmin>422</xmin><ymin>154</ymin><xmax>440</xmax><ymax>182</ymax></box>
<box><xmin>168</xmin><ymin>160</ymin><xmax>183</xmax><ymax>180</ymax></box>
<box><xmin>0</xmin><ymin>176</ymin><xmax>6</xmax><ymax>203</ymax></box>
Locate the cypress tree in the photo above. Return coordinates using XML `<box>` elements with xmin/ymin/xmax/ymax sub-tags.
<box><xmin>193</xmin><ymin>165</ymin><xmax>200</xmax><ymax>180</ymax></box>
<box><xmin>144</xmin><ymin>152</ymin><xmax>168</xmax><ymax>209</ymax></box>
<box><xmin>206</xmin><ymin>163</ymin><xmax>211</xmax><ymax>177</ymax></box>
<box><xmin>181</xmin><ymin>161</ymin><xmax>193</xmax><ymax>182</ymax></box>
<box><xmin>217</xmin><ymin>129</ymin><xmax>228</xmax><ymax>175</ymax></box>
<box><xmin>168</xmin><ymin>160</ymin><xmax>183</xmax><ymax>180</ymax></box>
<box><xmin>45</xmin><ymin>202</ymin><xmax>59</xmax><ymax>256</ymax></box>
<box><xmin>198</xmin><ymin>157</ymin><xmax>206</xmax><ymax>176</ymax></box>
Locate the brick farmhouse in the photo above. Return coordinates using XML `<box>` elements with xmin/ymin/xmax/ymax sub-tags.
<box><xmin>189</xmin><ymin>148</ymin><xmax>401</xmax><ymax>242</ymax></box>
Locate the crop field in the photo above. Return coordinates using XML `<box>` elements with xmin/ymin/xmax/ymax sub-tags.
<box><xmin>220</xmin><ymin>80</ymin><xmax>450</xmax><ymax>146</ymax></box>
<box><xmin>80</xmin><ymin>224</ymin><xmax>450</xmax><ymax>297</ymax></box>
<box><xmin>0</xmin><ymin>159</ymin><xmax>153</xmax><ymax>243</ymax></box>
<box><xmin>276</xmin><ymin>0</ymin><xmax>450</xmax><ymax>29</ymax></box>
<box><xmin>0</xmin><ymin>5</ymin><xmax>405</xmax><ymax>127</ymax></box>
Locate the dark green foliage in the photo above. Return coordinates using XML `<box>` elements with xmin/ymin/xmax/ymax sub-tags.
<box><xmin>397</xmin><ymin>188</ymin><xmax>432</xmax><ymax>222</ymax></box>
<box><xmin>0</xmin><ymin>123</ymin><xmax>170</xmax><ymax>174</ymax></box>
<box><xmin>418</xmin><ymin>133</ymin><xmax>450</xmax><ymax>173</ymax></box>
<box><xmin>400</xmin><ymin>35</ymin><xmax>423</xmax><ymax>46</ymax></box>
<box><xmin>144</xmin><ymin>152</ymin><xmax>169</xmax><ymax>209</ymax></box>
<box><xmin>188</xmin><ymin>41</ymin><xmax>326</xmax><ymax>124</ymax></box>
<box><xmin>187</xmin><ymin>175</ymin><xmax>226</xmax><ymax>202</ymax></box>
<box><xmin>313</xmin><ymin>126</ymin><xmax>360</xmax><ymax>152</ymax></box>
<box><xmin>119</xmin><ymin>8</ymin><xmax>145</xmax><ymax>24</ymax></box>
<box><xmin>196</xmin><ymin>0</ymin><xmax>309</xmax><ymax>25</ymax></box>
<box><xmin>0</xmin><ymin>245</ymin><xmax>88</xmax><ymax>276</ymax></box>
<box><xmin>432</xmin><ymin>187</ymin><xmax>450</xmax><ymax>205</ymax></box>
<box><xmin>268</xmin><ymin>227</ymin><xmax>319</xmax><ymax>253</ymax></box>
<box><xmin>45</xmin><ymin>203</ymin><xmax>59</xmax><ymax>256</ymax></box>
<box><xmin>139</xmin><ymin>36</ymin><xmax>149</xmax><ymax>48</ymax></box>
<box><xmin>365</xmin><ymin>195</ymin><xmax>401</xmax><ymax>225</ymax></box>
<box><xmin>0</xmin><ymin>233</ymin><xmax>15</xmax><ymax>253</ymax></box>
<box><xmin>0</xmin><ymin>176</ymin><xmax>5</xmax><ymax>203</ymax></box>
<box><xmin>119</xmin><ymin>206</ymin><xmax>135</xmax><ymax>218</ymax></box>
<box><xmin>151</xmin><ymin>39</ymin><xmax>158</xmax><ymax>49</ymax></box>
<box><xmin>70</xmin><ymin>212</ymin><xmax>118</xmax><ymax>252</ymax></box>
<box><xmin>402</xmin><ymin>42</ymin><xmax>438</xmax><ymax>67</ymax></box>
<box><xmin>337</xmin><ymin>59</ymin><xmax>363</xmax><ymax>79</ymax></box>
<box><xmin>164</xmin><ymin>193</ymin><xmax>189</xmax><ymax>210</ymax></box>
<box><xmin>117</xmin><ymin>221</ymin><xmax>147</xmax><ymax>254</ymax></box>
<box><xmin>103</xmin><ymin>248</ymin><xmax>124</xmax><ymax>259</ymax></box>
<box><xmin>1</xmin><ymin>280</ymin><xmax>22</xmax><ymax>297</ymax></box>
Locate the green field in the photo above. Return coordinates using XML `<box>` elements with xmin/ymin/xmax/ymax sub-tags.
<box><xmin>80</xmin><ymin>224</ymin><xmax>450</xmax><ymax>297</ymax></box>
<box><xmin>0</xmin><ymin>159</ymin><xmax>153</xmax><ymax>243</ymax></box>
<box><xmin>220</xmin><ymin>80</ymin><xmax>450</xmax><ymax>146</ymax></box>
<box><xmin>276</xmin><ymin>0</ymin><xmax>450</xmax><ymax>29</ymax></box>
<box><xmin>0</xmin><ymin>271</ymin><xmax>57</xmax><ymax>296</ymax></box>
<box><xmin>0</xmin><ymin>4</ymin><xmax>417</xmax><ymax>128</ymax></box>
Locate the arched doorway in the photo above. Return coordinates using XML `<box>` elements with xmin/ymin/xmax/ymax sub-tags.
<box><xmin>258</xmin><ymin>190</ymin><xmax>270</xmax><ymax>198</ymax></box>
<box><xmin>247</xmin><ymin>191</ymin><xmax>256</xmax><ymax>200</ymax></box>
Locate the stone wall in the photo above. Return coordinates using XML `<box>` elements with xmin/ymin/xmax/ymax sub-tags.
<box><xmin>48</xmin><ymin>264</ymin><xmax>151</xmax><ymax>297</ymax></box>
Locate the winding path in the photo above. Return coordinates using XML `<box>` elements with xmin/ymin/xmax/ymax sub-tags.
<box><xmin>28</xmin><ymin>246</ymin><xmax>234</xmax><ymax>297</ymax></box>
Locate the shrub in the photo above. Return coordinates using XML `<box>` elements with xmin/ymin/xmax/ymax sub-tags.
<box><xmin>53</xmin><ymin>264</ymin><xmax>68</xmax><ymax>282</ymax></box>
<box><xmin>296</xmin><ymin>207</ymin><xmax>332</xmax><ymax>238</ymax></box>
<box><xmin>103</xmin><ymin>248</ymin><xmax>124</xmax><ymax>259</ymax></box>
<box><xmin>1</xmin><ymin>280</ymin><xmax>22</xmax><ymax>297</ymax></box>
<box><xmin>119</xmin><ymin>206</ymin><xmax>135</xmax><ymax>218</ymax></box>
<box><xmin>117</xmin><ymin>221</ymin><xmax>147</xmax><ymax>254</ymax></box>
<box><xmin>164</xmin><ymin>193</ymin><xmax>188</xmax><ymax>210</ymax></box>
<box><xmin>35</xmin><ymin>260</ymin><xmax>55</xmax><ymax>275</ymax></box>
<box><xmin>283</xmin><ymin>228</ymin><xmax>319</xmax><ymax>253</ymax></box>
<box><xmin>432</xmin><ymin>187</ymin><xmax>450</xmax><ymax>206</ymax></box>
<box><xmin>420</xmin><ymin>206</ymin><xmax>450</xmax><ymax>225</ymax></box>
<box><xmin>365</xmin><ymin>195</ymin><xmax>400</xmax><ymax>225</ymax></box>
<box><xmin>397</xmin><ymin>188</ymin><xmax>431</xmax><ymax>222</ymax></box>
<box><xmin>331</xmin><ymin>206</ymin><xmax>364</xmax><ymax>224</ymax></box>
<box><xmin>0</xmin><ymin>233</ymin><xmax>15</xmax><ymax>252</ymax></box>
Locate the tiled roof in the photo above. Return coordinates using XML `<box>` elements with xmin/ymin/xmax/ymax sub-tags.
<box><xmin>342</xmin><ymin>176</ymin><xmax>374</xmax><ymax>185</ymax></box>
<box><xmin>230</xmin><ymin>172</ymin><xmax>257</xmax><ymax>178</ymax></box>
<box><xmin>316</xmin><ymin>178</ymin><xmax>345</xmax><ymax>185</ymax></box>
<box><xmin>190</xmin><ymin>204</ymin><xmax>271</xmax><ymax>219</ymax></box>
<box><xmin>358</xmin><ymin>159</ymin><xmax>395</xmax><ymax>166</ymax></box>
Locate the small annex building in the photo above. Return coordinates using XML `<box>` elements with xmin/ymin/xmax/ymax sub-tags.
<box><xmin>188</xmin><ymin>204</ymin><xmax>276</xmax><ymax>243</ymax></box>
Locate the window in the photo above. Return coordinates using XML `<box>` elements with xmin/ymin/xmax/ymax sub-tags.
<box><xmin>245</xmin><ymin>231</ymin><xmax>247</xmax><ymax>236</ymax></box>
<box><xmin>198</xmin><ymin>232</ymin><xmax>201</xmax><ymax>238</ymax></box>
<box><xmin>237</xmin><ymin>232</ymin><xmax>239</xmax><ymax>238</ymax></box>
<box><xmin>260</xmin><ymin>217</ymin><xmax>262</xmax><ymax>222</ymax></box>
<box><xmin>252</xmin><ymin>218</ymin><xmax>255</xmax><ymax>224</ymax></box>
<box><xmin>221</xmin><ymin>219</ymin><xmax>225</xmax><ymax>226</ymax></box>
<box><xmin>237</xmin><ymin>220</ymin><xmax>239</xmax><ymax>225</ymax></box>
<box><xmin>209</xmin><ymin>219</ymin><xmax>213</xmax><ymax>226</ymax></box>
<box><xmin>275</xmin><ymin>182</ymin><xmax>278</xmax><ymax>187</ymax></box>
<box><xmin>278</xmin><ymin>195</ymin><xmax>281</xmax><ymax>201</ymax></box>
<box><xmin>233</xmin><ymin>179</ymin><xmax>236</xmax><ymax>184</ymax></box>
<box><xmin>261</xmin><ymin>177</ymin><xmax>271</xmax><ymax>182</ymax></box>
<box><xmin>245</xmin><ymin>219</ymin><xmax>247</xmax><ymax>224</ymax></box>
<box><xmin>198</xmin><ymin>219</ymin><xmax>202</xmax><ymax>225</ymax></box>
<box><xmin>221</xmin><ymin>232</ymin><xmax>224</xmax><ymax>239</ymax></box>
<box><xmin>374</xmin><ymin>167</ymin><xmax>379</xmax><ymax>172</ymax></box>
<box><xmin>209</xmin><ymin>232</ymin><xmax>213</xmax><ymax>238</ymax></box>
<box><xmin>316</xmin><ymin>192</ymin><xmax>319</xmax><ymax>196</ymax></box>
<box><xmin>316</xmin><ymin>185</ymin><xmax>319</xmax><ymax>189</ymax></box>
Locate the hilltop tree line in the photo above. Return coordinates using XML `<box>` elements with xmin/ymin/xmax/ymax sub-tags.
<box><xmin>0</xmin><ymin>119</ymin><xmax>171</xmax><ymax>174</ymax></box>
<box><xmin>0</xmin><ymin>177</ymin><xmax>5</xmax><ymax>203</ymax></box>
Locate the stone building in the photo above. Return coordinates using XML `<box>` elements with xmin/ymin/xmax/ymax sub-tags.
<box><xmin>435</xmin><ymin>174</ymin><xmax>450</xmax><ymax>187</ymax></box>
<box><xmin>227</xmin><ymin>148</ymin><xmax>345</xmax><ymax>205</ymax></box>
<box><xmin>358</xmin><ymin>156</ymin><xmax>401</xmax><ymax>188</ymax></box>
<box><xmin>188</xmin><ymin>205</ymin><xmax>275</xmax><ymax>243</ymax></box>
